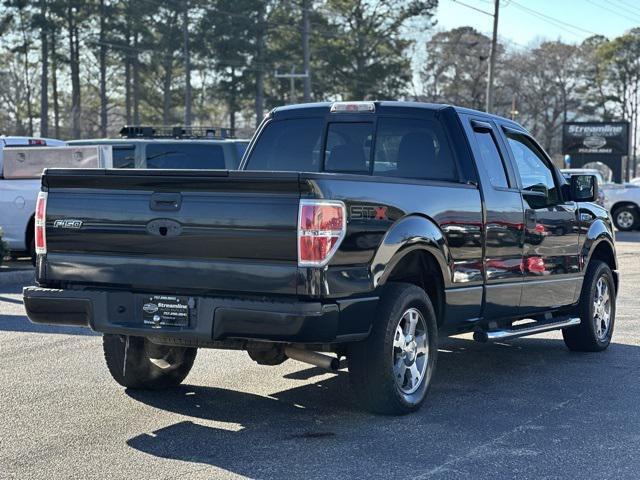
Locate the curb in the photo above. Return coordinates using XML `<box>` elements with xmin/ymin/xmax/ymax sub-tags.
<box><xmin>0</xmin><ymin>269</ymin><xmax>35</xmax><ymax>286</ymax></box>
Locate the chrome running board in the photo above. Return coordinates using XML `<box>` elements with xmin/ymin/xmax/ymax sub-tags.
<box><xmin>473</xmin><ymin>317</ymin><xmax>581</xmax><ymax>343</ymax></box>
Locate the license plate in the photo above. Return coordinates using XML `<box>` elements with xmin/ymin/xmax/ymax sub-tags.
<box><xmin>142</xmin><ymin>295</ymin><xmax>190</xmax><ymax>327</ymax></box>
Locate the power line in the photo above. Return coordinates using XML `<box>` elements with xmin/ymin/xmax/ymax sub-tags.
<box><xmin>450</xmin><ymin>0</ymin><xmax>494</xmax><ymax>16</ymax></box>
<box><xmin>588</xmin><ymin>0</ymin><xmax>640</xmax><ymax>22</ymax></box>
<box><xmin>508</xmin><ymin>1</ymin><xmax>600</xmax><ymax>38</ymax></box>
<box><xmin>614</xmin><ymin>0</ymin><xmax>640</xmax><ymax>13</ymax></box>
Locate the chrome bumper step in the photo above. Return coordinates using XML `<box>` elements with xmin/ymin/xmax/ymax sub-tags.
<box><xmin>473</xmin><ymin>317</ymin><xmax>581</xmax><ymax>343</ymax></box>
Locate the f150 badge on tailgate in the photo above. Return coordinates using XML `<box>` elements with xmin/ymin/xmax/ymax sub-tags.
<box><xmin>53</xmin><ymin>219</ymin><xmax>83</xmax><ymax>229</ymax></box>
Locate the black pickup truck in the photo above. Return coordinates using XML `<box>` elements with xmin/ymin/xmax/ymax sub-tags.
<box><xmin>24</xmin><ymin>101</ymin><xmax>618</xmax><ymax>415</ymax></box>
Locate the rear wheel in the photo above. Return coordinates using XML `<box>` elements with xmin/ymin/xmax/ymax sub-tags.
<box><xmin>563</xmin><ymin>260</ymin><xmax>615</xmax><ymax>352</ymax></box>
<box><xmin>612</xmin><ymin>205</ymin><xmax>638</xmax><ymax>231</ymax></box>
<box><xmin>348</xmin><ymin>283</ymin><xmax>438</xmax><ymax>415</ymax></box>
<box><xmin>103</xmin><ymin>334</ymin><xmax>197</xmax><ymax>389</ymax></box>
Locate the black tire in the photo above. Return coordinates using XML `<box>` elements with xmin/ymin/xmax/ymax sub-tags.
<box><xmin>612</xmin><ymin>205</ymin><xmax>638</xmax><ymax>231</ymax></box>
<box><xmin>348</xmin><ymin>282</ymin><xmax>438</xmax><ymax>415</ymax></box>
<box><xmin>103</xmin><ymin>334</ymin><xmax>197</xmax><ymax>389</ymax></box>
<box><xmin>562</xmin><ymin>260</ymin><xmax>616</xmax><ymax>352</ymax></box>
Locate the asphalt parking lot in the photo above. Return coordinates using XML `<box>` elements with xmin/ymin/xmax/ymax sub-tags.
<box><xmin>2</xmin><ymin>233</ymin><xmax>640</xmax><ymax>480</ymax></box>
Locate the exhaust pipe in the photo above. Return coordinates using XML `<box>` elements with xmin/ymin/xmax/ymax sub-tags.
<box><xmin>284</xmin><ymin>346</ymin><xmax>339</xmax><ymax>371</ymax></box>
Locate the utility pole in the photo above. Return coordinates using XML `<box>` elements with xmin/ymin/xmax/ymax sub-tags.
<box><xmin>302</xmin><ymin>0</ymin><xmax>311</xmax><ymax>102</ymax></box>
<box><xmin>485</xmin><ymin>0</ymin><xmax>500</xmax><ymax>114</ymax></box>
<box><xmin>275</xmin><ymin>66</ymin><xmax>309</xmax><ymax>104</ymax></box>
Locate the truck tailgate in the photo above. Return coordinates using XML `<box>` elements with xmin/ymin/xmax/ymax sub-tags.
<box><xmin>41</xmin><ymin>169</ymin><xmax>304</xmax><ymax>295</ymax></box>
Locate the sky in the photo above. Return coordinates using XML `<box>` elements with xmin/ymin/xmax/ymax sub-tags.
<box><xmin>434</xmin><ymin>0</ymin><xmax>640</xmax><ymax>48</ymax></box>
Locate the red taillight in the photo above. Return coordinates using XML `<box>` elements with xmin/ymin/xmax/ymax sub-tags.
<box><xmin>35</xmin><ymin>191</ymin><xmax>47</xmax><ymax>255</ymax></box>
<box><xmin>298</xmin><ymin>200</ymin><xmax>346</xmax><ymax>267</ymax></box>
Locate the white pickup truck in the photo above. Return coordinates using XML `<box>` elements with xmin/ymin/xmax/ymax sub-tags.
<box><xmin>0</xmin><ymin>137</ymin><xmax>112</xmax><ymax>261</ymax></box>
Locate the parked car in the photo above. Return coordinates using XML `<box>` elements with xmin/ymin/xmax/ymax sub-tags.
<box><xmin>600</xmin><ymin>182</ymin><xmax>640</xmax><ymax>231</ymax></box>
<box><xmin>24</xmin><ymin>102</ymin><xmax>617</xmax><ymax>415</ymax></box>
<box><xmin>0</xmin><ymin>136</ymin><xmax>66</xmax><ymax>260</ymax></box>
<box><xmin>68</xmin><ymin>126</ymin><xmax>249</xmax><ymax>170</ymax></box>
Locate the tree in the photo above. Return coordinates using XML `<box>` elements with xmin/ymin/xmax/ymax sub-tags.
<box><xmin>321</xmin><ymin>0</ymin><xmax>437</xmax><ymax>100</ymax></box>
<box><xmin>577</xmin><ymin>35</ymin><xmax>613</xmax><ymax>120</ymax></box>
<box><xmin>35</xmin><ymin>0</ymin><xmax>49</xmax><ymax>136</ymax></box>
<box><xmin>598</xmin><ymin>29</ymin><xmax>640</xmax><ymax>178</ymax></box>
<box><xmin>66</xmin><ymin>1</ymin><xmax>82</xmax><ymax>138</ymax></box>
<box><xmin>5</xmin><ymin>0</ymin><xmax>36</xmax><ymax>135</ymax></box>
<box><xmin>420</xmin><ymin>26</ymin><xmax>493</xmax><ymax>109</ymax></box>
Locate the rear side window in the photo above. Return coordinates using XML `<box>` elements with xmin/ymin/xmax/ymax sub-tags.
<box><xmin>324</xmin><ymin>123</ymin><xmax>373</xmax><ymax>173</ymax></box>
<box><xmin>373</xmin><ymin>117</ymin><xmax>456</xmax><ymax>181</ymax></box>
<box><xmin>246</xmin><ymin>118</ymin><xmax>323</xmax><ymax>171</ymax></box>
<box><xmin>112</xmin><ymin>146</ymin><xmax>135</xmax><ymax>168</ymax></box>
<box><xmin>146</xmin><ymin>143</ymin><xmax>225</xmax><ymax>169</ymax></box>
<box><xmin>473</xmin><ymin>131</ymin><xmax>509</xmax><ymax>188</ymax></box>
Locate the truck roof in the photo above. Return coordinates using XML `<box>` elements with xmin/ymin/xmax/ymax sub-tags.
<box><xmin>271</xmin><ymin>101</ymin><xmax>526</xmax><ymax>132</ymax></box>
<box><xmin>68</xmin><ymin>138</ymin><xmax>249</xmax><ymax>145</ymax></box>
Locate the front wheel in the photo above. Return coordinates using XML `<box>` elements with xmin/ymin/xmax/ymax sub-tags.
<box><xmin>103</xmin><ymin>334</ymin><xmax>197</xmax><ymax>389</ymax></box>
<box><xmin>562</xmin><ymin>260</ymin><xmax>616</xmax><ymax>352</ymax></box>
<box><xmin>348</xmin><ymin>283</ymin><xmax>438</xmax><ymax>415</ymax></box>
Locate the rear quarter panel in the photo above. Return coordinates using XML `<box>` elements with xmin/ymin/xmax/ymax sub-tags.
<box><xmin>300</xmin><ymin>174</ymin><xmax>484</xmax><ymax>324</ymax></box>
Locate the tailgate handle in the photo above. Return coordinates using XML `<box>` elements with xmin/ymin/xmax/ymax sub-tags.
<box><xmin>150</xmin><ymin>192</ymin><xmax>182</xmax><ymax>211</ymax></box>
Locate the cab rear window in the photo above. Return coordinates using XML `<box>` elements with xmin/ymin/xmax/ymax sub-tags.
<box><xmin>245</xmin><ymin>116</ymin><xmax>457</xmax><ymax>181</ymax></box>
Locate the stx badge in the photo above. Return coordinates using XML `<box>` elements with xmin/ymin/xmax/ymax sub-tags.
<box><xmin>350</xmin><ymin>205</ymin><xmax>388</xmax><ymax>221</ymax></box>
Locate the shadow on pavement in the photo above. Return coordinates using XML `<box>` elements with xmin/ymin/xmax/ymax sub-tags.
<box><xmin>614</xmin><ymin>231</ymin><xmax>640</xmax><ymax>243</ymax></box>
<box><xmin>125</xmin><ymin>337</ymin><xmax>640</xmax><ymax>479</ymax></box>
<box><xmin>0</xmin><ymin>295</ymin><xmax>23</xmax><ymax>305</ymax></box>
<box><xmin>0</xmin><ymin>313</ymin><xmax>98</xmax><ymax>336</ymax></box>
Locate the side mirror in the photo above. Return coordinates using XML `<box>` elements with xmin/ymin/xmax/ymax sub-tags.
<box><xmin>570</xmin><ymin>174</ymin><xmax>598</xmax><ymax>202</ymax></box>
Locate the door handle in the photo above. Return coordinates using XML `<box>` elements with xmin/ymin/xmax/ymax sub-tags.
<box><xmin>150</xmin><ymin>192</ymin><xmax>182</xmax><ymax>211</ymax></box>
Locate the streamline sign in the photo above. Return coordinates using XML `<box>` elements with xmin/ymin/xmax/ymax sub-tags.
<box><xmin>562</xmin><ymin>122</ymin><xmax>630</xmax><ymax>156</ymax></box>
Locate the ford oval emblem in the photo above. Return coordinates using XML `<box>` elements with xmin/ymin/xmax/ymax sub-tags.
<box><xmin>143</xmin><ymin>303</ymin><xmax>159</xmax><ymax>314</ymax></box>
<box><xmin>146</xmin><ymin>219</ymin><xmax>182</xmax><ymax>237</ymax></box>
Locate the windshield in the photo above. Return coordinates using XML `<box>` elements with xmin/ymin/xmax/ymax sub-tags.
<box><xmin>145</xmin><ymin>143</ymin><xmax>225</xmax><ymax>169</ymax></box>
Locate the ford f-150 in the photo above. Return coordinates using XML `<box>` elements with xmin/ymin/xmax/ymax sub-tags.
<box><xmin>24</xmin><ymin>102</ymin><xmax>618</xmax><ymax>415</ymax></box>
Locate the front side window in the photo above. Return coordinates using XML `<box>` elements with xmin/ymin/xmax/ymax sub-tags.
<box><xmin>506</xmin><ymin>133</ymin><xmax>559</xmax><ymax>206</ymax></box>
<box><xmin>373</xmin><ymin>117</ymin><xmax>456</xmax><ymax>181</ymax></box>
<box><xmin>146</xmin><ymin>143</ymin><xmax>225</xmax><ymax>169</ymax></box>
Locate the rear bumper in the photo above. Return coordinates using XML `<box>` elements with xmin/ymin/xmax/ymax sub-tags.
<box><xmin>23</xmin><ymin>286</ymin><xmax>377</xmax><ymax>344</ymax></box>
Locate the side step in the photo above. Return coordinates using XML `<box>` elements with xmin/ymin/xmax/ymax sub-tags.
<box><xmin>473</xmin><ymin>317</ymin><xmax>581</xmax><ymax>343</ymax></box>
